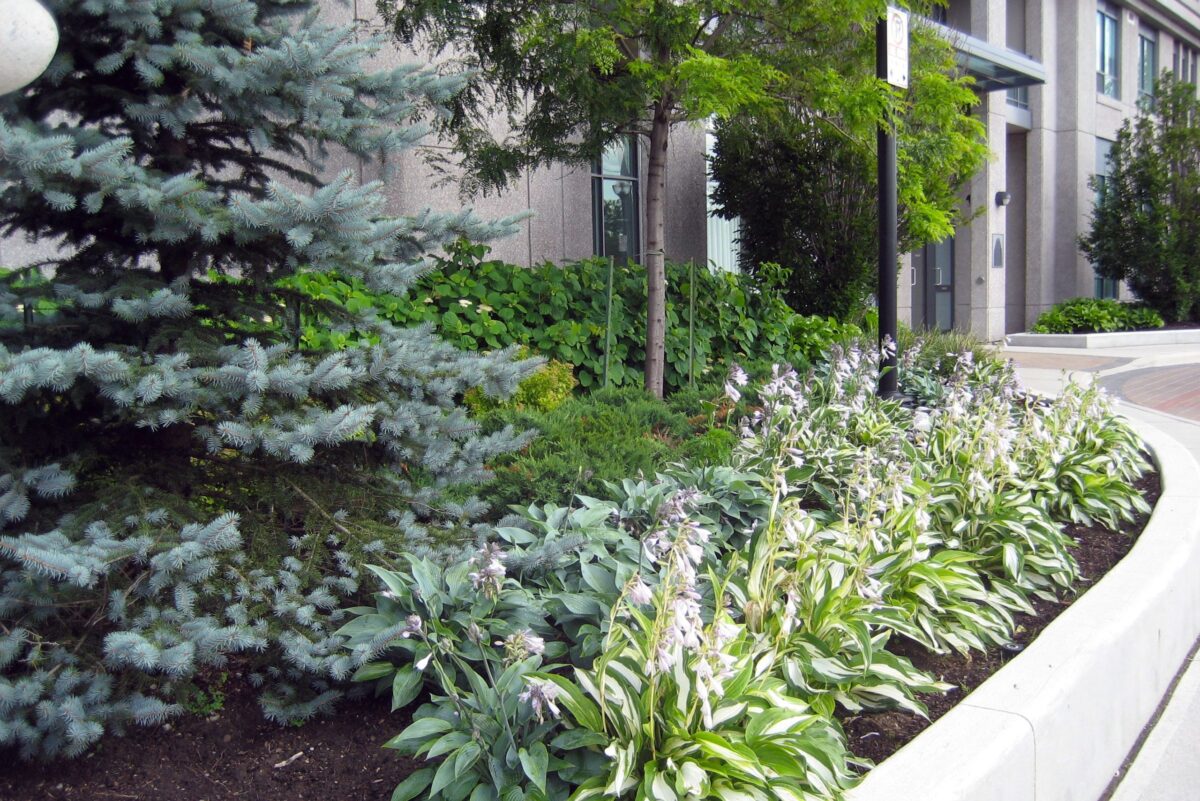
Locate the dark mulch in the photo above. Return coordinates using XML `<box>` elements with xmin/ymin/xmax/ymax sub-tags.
<box><xmin>0</xmin><ymin>679</ymin><xmax>418</xmax><ymax>801</ymax></box>
<box><xmin>0</xmin><ymin>469</ymin><xmax>1162</xmax><ymax>800</ymax></box>
<box><xmin>841</xmin><ymin>467</ymin><xmax>1162</xmax><ymax>766</ymax></box>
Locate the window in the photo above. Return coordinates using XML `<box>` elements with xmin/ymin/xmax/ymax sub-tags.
<box><xmin>592</xmin><ymin>137</ymin><xmax>639</xmax><ymax>265</ymax></box>
<box><xmin>1007</xmin><ymin>85</ymin><xmax>1029</xmax><ymax>110</ymax></box>
<box><xmin>1173</xmin><ymin>40</ymin><xmax>1199</xmax><ymax>85</ymax></box>
<box><xmin>1097</xmin><ymin>10</ymin><xmax>1120</xmax><ymax>98</ymax></box>
<box><xmin>705</xmin><ymin>129</ymin><xmax>740</xmax><ymax>273</ymax></box>
<box><xmin>1139</xmin><ymin>31</ymin><xmax>1158</xmax><ymax>100</ymax></box>
<box><xmin>1094</xmin><ymin>138</ymin><xmax>1119</xmax><ymax>299</ymax></box>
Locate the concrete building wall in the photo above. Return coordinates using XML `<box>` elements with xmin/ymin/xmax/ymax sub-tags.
<box><xmin>914</xmin><ymin>0</ymin><xmax>1200</xmax><ymax>340</ymax></box>
<box><xmin>341</xmin><ymin>0</ymin><xmax>710</xmax><ymax>269</ymax></box>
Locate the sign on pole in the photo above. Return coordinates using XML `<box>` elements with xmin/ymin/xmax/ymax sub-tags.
<box><xmin>885</xmin><ymin>6</ymin><xmax>909</xmax><ymax>89</ymax></box>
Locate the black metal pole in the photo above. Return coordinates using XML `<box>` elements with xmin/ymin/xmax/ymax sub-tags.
<box><xmin>876</xmin><ymin>16</ymin><xmax>899</xmax><ymax>398</ymax></box>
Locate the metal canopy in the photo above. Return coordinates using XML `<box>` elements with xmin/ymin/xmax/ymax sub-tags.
<box><xmin>925</xmin><ymin>20</ymin><xmax>1047</xmax><ymax>93</ymax></box>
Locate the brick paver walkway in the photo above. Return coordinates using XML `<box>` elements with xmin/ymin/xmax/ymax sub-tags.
<box><xmin>1102</xmin><ymin>364</ymin><xmax>1200</xmax><ymax>422</ymax></box>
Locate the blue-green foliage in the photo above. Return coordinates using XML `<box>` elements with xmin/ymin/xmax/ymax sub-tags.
<box><xmin>0</xmin><ymin>0</ymin><xmax>535</xmax><ymax>758</ymax></box>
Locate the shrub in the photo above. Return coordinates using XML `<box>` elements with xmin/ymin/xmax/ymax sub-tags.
<box><xmin>477</xmin><ymin>384</ymin><xmax>734</xmax><ymax>512</ymax></box>
<box><xmin>466</xmin><ymin>349</ymin><xmax>577</xmax><ymax>415</ymax></box>
<box><xmin>1031</xmin><ymin>298</ymin><xmax>1166</xmax><ymax>334</ymax></box>
<box><xmin>289</xmin><ymin>243</ymin><xmax>832</xmax><ymax>393</ymax></box>
<box><xmin>346</xmin><ymin>342</ymin><xmax>1150</xmax><ymax>801</ymax></box>
<box><xmin>708</xmin><ymin>114</ymin><xmax>877</xmax><ymax>317</ymax></box>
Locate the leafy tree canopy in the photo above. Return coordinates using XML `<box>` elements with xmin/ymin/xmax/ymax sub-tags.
<box><xmin>1080</xmin><ymin>73</ymin><xmax>1200</xmax><ymax>322</ymax></box>
<box><xmin>378</xmin><ymin>0</ymin><xmax>987</xmax><ymax>394</ymax></box>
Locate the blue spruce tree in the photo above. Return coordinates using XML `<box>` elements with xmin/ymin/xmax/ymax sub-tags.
<box><xmin>0</xmin><ymin>0</ymin><xmax>535</xmax><ymax>758</ymax></box>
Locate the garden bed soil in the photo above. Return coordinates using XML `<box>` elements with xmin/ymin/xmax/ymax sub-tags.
<box><xmin>0</xmin><ymin>470</ymin><xmax>1162</xmax><ymax>801</ymax></box>
<box><xmin>841</xmin><ymin>467</ymin><xmax>1162</xmax><ymax>767</ymax></box>
<box><xmin>0</xmin><ymin>683</ymin><xmax>418</xmax><ymax>801</ymax></box>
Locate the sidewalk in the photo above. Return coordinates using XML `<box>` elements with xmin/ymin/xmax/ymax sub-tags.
<box><xmin>1003</xmin><ymin>340</ymin><xmax>1200</xmax><ymax>801</ymax></box>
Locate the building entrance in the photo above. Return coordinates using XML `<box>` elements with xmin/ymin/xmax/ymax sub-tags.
<box><xmin>923</xmin><ymin>237</ymin><xmax>955</xmax><ymax>331</ymax></box>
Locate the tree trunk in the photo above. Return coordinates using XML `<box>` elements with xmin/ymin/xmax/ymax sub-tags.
<box><xmin>644</xmin><ymin>103</ymin><xmax>670</xmax><ymax>398</ymax></box>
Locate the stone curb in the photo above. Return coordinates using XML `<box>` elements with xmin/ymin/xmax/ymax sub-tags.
<box><xmin>1005</xmin><ymin>329</ymin><xmax>1200</xmax><ymax>349</ymax></box>
<box><xmin>847</xmin><ymin>417</ymin><xmax>1200</xmax><ymax>801</ymax></box>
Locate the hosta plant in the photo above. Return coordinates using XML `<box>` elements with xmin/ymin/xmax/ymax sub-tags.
<box><xmin>348</xmin><ymin>336</ymin><xmax>1153</xmax><ymax>801</ymax></box>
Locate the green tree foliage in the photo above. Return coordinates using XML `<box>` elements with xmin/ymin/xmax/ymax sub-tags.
<box><xmin>376</xmin><ymin>0</ymin><xmax>985</xmax><ymax>396</ymax></box>
<box><xmin>0</xmin><ymin>0</ymin><xmax>535</xmax><ymax>758</ymax></box>
<box><xmin>709</xmin><ymin>114</ymin><xmax>877</xmax><ymax>317</ymax></box>
<box><xmin>1080</xmin><ymin>74</ymin><xmax>1200</xmax><ymax>322</ymax></box>
<box><xmin>709</xmin><ymin>14</ymin><xmax>988</xmax><ymax>319</ymax></box>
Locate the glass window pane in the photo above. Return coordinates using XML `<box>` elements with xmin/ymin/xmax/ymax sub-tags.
<box><xmin>1140</xmin><ymin>34</ymin><xmax>1157</xmax><ymax>96</ymax></box>
<box><xmin>931</xmin><ymin>239</ymin><xmax>953</xmax><ymax>287</ymax></box>
<box><xmin>599</xmin><ymin>179</ymin><xmax>638</xmax><ymax>264</ymax></box>
<box><xmin>600</xmin><ymin>138</ymin><xmax>635</xmax><ymax>178</ymax></box>
<box><xmin>1097</xmin><ymin>11</ymin><xmax>1119</xmax><ymax>97</ymax></box>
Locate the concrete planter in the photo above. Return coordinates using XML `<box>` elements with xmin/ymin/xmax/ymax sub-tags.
<box><xmin>1006</xmin><ymin>328</ymin><xmax>1200</xmax><ymax>349</ymax></box>
<box><xmin>847</xmin><ymin>417</ymin><xmax>1200</xmax><ymax>801</ymax></box>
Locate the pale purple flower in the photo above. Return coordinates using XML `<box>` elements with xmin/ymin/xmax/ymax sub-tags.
<box><xmin>468</xmin><ymin>543</ymin><xmax>507</xmax><ymax>599</ymax></box>
<box><xmin>498</xmin><ymin>629</ymin><xmax>545</xmax><ymax>661</ymax></box>
<box><xmin>627</xmin><ymin>575</ymin><xmax>654</xmax><ymax>606</ymax></box>
<box><xmin>880</xmin><ymin>335</ymin><xmax>897</xmax><ymax>361</ymax></box>
<box><xmin>725</xmin><ymin>363</ymin><xmax>749</xmax><ymax>402</ymax></box>
<box><xmin>400</xmin><ymin>614</ymin><xmax>423</xmax><ymax>639</ymax></box>
<box><xmin>519</xmin><ymin>678</ymin><xmax>562</xmax><ymax>722</ymax></box>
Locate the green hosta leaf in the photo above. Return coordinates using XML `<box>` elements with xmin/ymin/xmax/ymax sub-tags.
<box><xmin>693</xmin><ymin>732</ymin><xmax>767</xmax><ymax>781</ymax></box>
<box><xmin>431</xmin><ymin>751</ymin><xmax>462</xmax><ymax>797</ymax></box>
<box><xmin>518</xmin><ymin>743</ymin><xmax>549</xmax><ymax>793</ymax></box>
<box><xmin>531</xmin><ymin>672</ymin><xmax>604</xmax><ymax>731</ymax></box>
<box><xmin>456</xmin><ymin>742</ymin><xmax>483</xmax><ymax>775</ymax></box>
<box><xmin>426</xmin><ymin>730</ymin><xmax>472</xmax><ymax>760</ymax></box>
<box><xmin>388</xmin><ymin>715</ymin><xmax>453</xmax><ymax>747</ymax></box>
<box><xmin>550</xmin><ymin>729</ymin><xmax>610</xmax><ymax>750</ymax></box>
<box><xmin>470</xmin><ymin>785</ymin><xmax>499</xmax><ymax>801</ymax></box>
<box><xmin>353</xmin><ymin>661</ymin><xmax>394</xmax><ymax>682</ymax></box>
<box><xmin>365</xmin><ymin>565</ymin><xmax>409</xmax><ymax>600</ymax></box>
<box><xmin>391</xmin><ymin>768</ymin><xmax>435</xmax><ymax>801</ymax></box>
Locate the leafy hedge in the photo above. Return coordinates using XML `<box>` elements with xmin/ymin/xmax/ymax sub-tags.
<box><xmin>289</xmin><ymin>242</ymin><xmax>859</xmax><ymax>393</ymax></box>
<box><xmin>345</xmin><ymin>341</ymin><xmax>1151</xmax><ymax>801</ymax></box>
<box><xmin>1031</xmin><ymin>298</ymin><xmax>1165</xmax><ymax>334</ymax></box>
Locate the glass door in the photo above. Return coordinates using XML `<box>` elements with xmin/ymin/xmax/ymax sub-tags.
<box><xmin>924</xmin><ymin>237</ymin><xmax>954</xmax><ymax>331</ymax></box>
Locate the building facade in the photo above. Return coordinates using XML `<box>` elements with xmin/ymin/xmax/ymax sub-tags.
<box><xmin>5</xmin><ymin>1</ymin><xmax>1198</xmax><ymax>342</ymax></box>
<box><xmin>900</xmin><ymin>0</ymin><xmax>1200</xmax><ymax>339</ymax></box>
<box><xmin>309</xmin><ymin>1</ymin><xmax>714</xmax><ymax>273</ymax></box>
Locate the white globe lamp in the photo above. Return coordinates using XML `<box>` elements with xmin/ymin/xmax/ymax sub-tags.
<box><xmin>0</xmin><ymin>0</ymin><xmax>59</xmax><ymax>96</ymax></box>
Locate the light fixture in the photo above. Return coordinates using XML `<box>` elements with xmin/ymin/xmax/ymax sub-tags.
<box><xmin>0</xmin><ymin>0</ymin><xmax>59</xmax><ymax>96</ymax></box>
<box><xmin>995</xmin><ymin>191</ymin><xmax>1012</xmax><ymax>207</ymax></box>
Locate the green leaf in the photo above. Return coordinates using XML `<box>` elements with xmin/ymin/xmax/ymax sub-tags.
<box><xmin>518</xmin><ymin>743</ymin><xmax>549</xmax><ymax>793</ymax></box>
<box><xmin>428</xmin><ymin>731</ymin><xmax>472</xmax><ymax>759</ymax></box>
<box><xmin>391</xmin><ymin>715</ymin><xmax>453</xmax><ymax>744</ymax></box>
<box><xmin>431</xmin><ymin>751</ymin><xmax>462</xmax><ymax>797</ymax></box>
<box><xmin>391</xmin><ymin>768</ymin><xmax>435</xmax><ymax>801</ymax></box>
<box><xmin>392</xmin><ymin>666</ymin><xmax>423</xmax><ymax>711</ymax></box>
<box><xmin>549</xmin><ymin>729</ymin><xmax>610</xmax><ymax>750</ymax></box>
<box><xmin>353</xmin><ymin>661</ymin><xmax>394</xmax><ymax>682</ymax></box>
